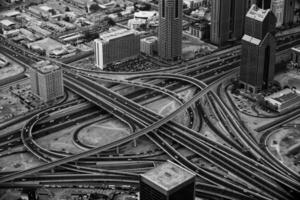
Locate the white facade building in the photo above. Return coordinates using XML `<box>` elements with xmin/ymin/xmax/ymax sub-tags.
<box><xmin>140</xmin><ymin>36</ymin><xmax>158</xmax><ymax>56</ymax></box>
<box><xmin>184</xmin><ymin>0</ymin><xmax>206</xmax><ymax>9</ymax></box>
<box><xmin>94</xmin><ymin>28</ymin><xmax>140</xmax><ymax>69</ymax></box>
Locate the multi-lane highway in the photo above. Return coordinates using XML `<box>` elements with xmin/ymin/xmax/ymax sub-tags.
<box><xmin>1</xmin><ymin>31</ymin><xmax>300</xmax><ymax>200</ymax></box>
<box><xmin>2</xmin><ymin>70</ymin><xmax>297</xmax><ymax>200</ymax></box>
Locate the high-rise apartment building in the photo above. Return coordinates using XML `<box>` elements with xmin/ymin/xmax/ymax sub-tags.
<box><xmin>94</xmin><ymin>28</ymin><xmax>140</xmax><ymax>69</ymax></box>
<box><xmin>30</xmin><ymin>61</ymin><xmax>64</xmax><ymax>102</ymax></box>
<box><xmin>240</xmin><ymin>5</ymin><xmax>277</xmax><ymax>93</ymax></box>
<box><xmin>210</xmin><ymin>0</ymin><xmax>246</xmax><ymax>46</ymax></box>
<box><xmin>231</xmin><ymin>0</ymin><xmax>247</xmax><ymax>40</ymax></box>
<box><xmin>210</xmin><ymin>0</ymin><xmax>231</xmax><ymax>45</ymax></box>
<box><xmin>158</xmin><ymin>0</ymin><xmax>183</xmax><ymax>61</ymax></box>
<box><xmin>140</xmin><ymin>160</ymin><xmax>196</xmax><ymax>200</ymax></box>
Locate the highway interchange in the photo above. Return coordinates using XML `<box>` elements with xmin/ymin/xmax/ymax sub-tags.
<box><xmin>0</xmin><ymin>32</ymin><xmax>300</xmax><ymax>200</ymax></box>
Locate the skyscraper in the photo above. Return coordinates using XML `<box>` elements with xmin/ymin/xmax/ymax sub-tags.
<box><xmin>210</xmin><ymin>0</ymin><xmax>231</xmax><ymax>45</ymax></box>
<box><xmin>140</xmin><ymin>161</ymin><xmax>196</xmax><ymax>200</ymax></box>
<box><xmin>240</xmin><ymin>5</ymin><xmax>277</xmax><ymax>93</ymax></box>
<box><xmin>283</xmin><ymin>0</ymin><xmax>295</xmax><ymax>25</ymax></box>
<box><xmin>210</xmin><ymin>0</ymin><xmax>246</xmax><ymax>46</ymax></box>
<box><xmin>158</xmin><ymin>0</ymin><xmax>182</xmax><ymax>61</ymax></box>
<box><xmin>231</xmin><ymin>0</ymin><xmax>247</xmax><ymax>39</ymax></box>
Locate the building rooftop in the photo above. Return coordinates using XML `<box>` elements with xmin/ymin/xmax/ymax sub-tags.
<box><xmin>265</xmin><ymin>88</ymin><xmax>299</xmax><ymax>103</ymax></box>
<box><xmin>183</xmin><ymin>0</ymin><xmax>203</xmax><ymax>3</ymax></box>
<box><xmin>291</xmin><ymin>45</ymin><xmax>300</xmax><ymax>53</ymax></box>
<box><xmin>34</xmin><ymin>61</ymin><xmax>60</xmax><ymax>74</ymax></box>
<box><xmin>141</xmin><ymin>161</ymin><xmax>195</xmax><ymax>192</ymax></box>
<box><xmin>0</xmin><ymin>19</ymin><xmax>15</xmax><ymax>27</ymax></box>
<box><xmin>134</xmin><ymin>11</ymin><xmax>158</xmax><ymax>19</ymax></box>
<box><xmin>99</xmin><ymin>28</ymin><xmax>136</xmax><ymax>41</ymax></box>
<box><xmin>39</xmin><ymin>5</ymin><xmax>53</xmax><ymax>12</ymax></box>
<box><xmin>0</xmin><ymin>10</ymin><xmax>20</xmax><ymax>17</ymax></box>
<box><xmin>142</xmin><ymin>36</ymin><xmax>157</xmax><ymax>43</ymax></box>
<box><xmin>242</xmin><ymin>34</ymin><xmax>261</xmax><ymax>45</ymax></box>
<box><xmin>28</xmin><ymin>37</ymin><xmax>63</xmax><ymax>53</ymax></box>
<box><xmin>273</xmin><ymin>92</ymin><xmax>298</xmax><ymax>103</ymax></box>
<box><xmin>246</xmin><ymin>4</ymin><xmax>270</xmax><ymax>22</ymax></box>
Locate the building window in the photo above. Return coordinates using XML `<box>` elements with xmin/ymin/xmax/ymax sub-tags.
<box><xmin>175</xmin><ymin>0</ymin><xmax>179</xmax><ymax>18</ymax></box>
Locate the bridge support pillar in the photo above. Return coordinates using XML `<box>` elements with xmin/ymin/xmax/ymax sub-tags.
<box><xmin>133</xmin><ymin>139</ymin><xmax>137</xmax><ymax>147</ymax></box>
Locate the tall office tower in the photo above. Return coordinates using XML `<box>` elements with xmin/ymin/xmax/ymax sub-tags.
<box><xmin>94</xmin><ymin>28</ymin><xmax>140</xmax><ymax>69</ymax></box>
<box><xmin>158</xmin><ymin>0</ymin><xmax>183</xmax><ymax>61</ymax></box>
<box><xmin>271</xmin><ymin>0</ymin><xmax>285</xmax><ymax>27</ymax></box>
<box><xmin>30</xmin><ymin>61</ymin><xmax>64</xmax><ymax>102</ymax></box>
<box><xmin>240</xmin><ymin>5</ymin><xmax>277</xmax><ymax>93</ymax></box>
<box><xmin>210</xmin><ymin>0</ymin><xmax>246</xmax><ymax>46</ymax></box>
<box><xmin>210</xmin><ymin>0</ymin><xmax>231</xmax><ymax>45</ymax></box>
<box><xmin>283</xmin><ymin>0</ymin><xmax>295</xmax><ymax>25</ymax></box>
<box><xmin>231</xmin><ymin>0</ymin><xmax>247</xmax><ymax>40</ymax></box>
<box><xmin>140</xmin><ymin>161</ymin><xmax>196</xmax><ymax>200</ymax></box>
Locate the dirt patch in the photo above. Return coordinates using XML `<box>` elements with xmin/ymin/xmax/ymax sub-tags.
<box><xmin>78</xmin><ymin>119</ymin><xmax>131</xmax><ymax>148</ymax></box>
<box><xmin>0</xmin><ymin>152</ymin><xmax>43</xmax><ymax>172</ymax></box>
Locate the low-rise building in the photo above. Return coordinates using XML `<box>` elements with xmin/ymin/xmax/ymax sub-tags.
<box><xmin>42</xmin><ymin>21</ymin><xmax>65</xmax><ymax>33</ymax></box>
<box><xmin>134</xmin><ymin>11</ymin><xmax>158</xmax><ymax>20</ymax></box>
<box><xmin>2</xmin><ymin>29</ymin><xmax>20</xmax><ymax>38</ymax></box>
<box><xmin>0</xmin><ymin>10</ymin><xmax>21</xmax><ymax>18</ymax></box>
<box><xmin>0</xmin><ymin>19</ymin><xmax>16</xmax><ymax>30</ymax></box>
<box><xmin>30</xmin><ymin>61</ymin><xmax>64</xmax><ymax>102</ymax></box>
<box><xmin>190</xmin><ymin>7</ymin><xmax>209</xmax><ymax>19</ymax></box>
<box><xmin>128</xmin><ymin>18</ymin><xmax>147</xmax><ymax>30</ymax></box>
<box><xmin>28</xmin><ymin>5</ymin><xmax>53</xmax><ymax>19</ymax></box>
<box><xmin>65</xmin><ymin>0</ymin><xmax>93</xmax><ymax>9</ymax></box>
<box><xmin>140</xmin><ymin>36</ymin><xmax>157</xmax><ymax>56</ymax></box>
<box><xmin>27</xmin><ymin>24</ymin><xmax>52</xmax><ymax>37</ymax></box>
<box><xmin>49</xmin><ymin>45</ymin><xmax>77</xmax><ymax>58</ymax></box>
<box><xmin>127</xmin><ymin>11</ymin><xmax>159</xmax><ymax>30</ymax></box>
<box><xmin>96</xmin><ymin>0</ymin><xmax>116</xmax><ymax>9</ymax></box>
<box><xmin>27</xmin><ymin>37</ymin><xmax>64</xmax><ymax>56</ymax></box>
<box><xmin>291</xmin><ymin>45</ymin><xmax>300</xmax><ymax>66</ymax></box>
<box><xmin>264</xmin><ymin>88</ymin><xmax>300</xmax><ymax>112</ymax></box>
<box><xmin>188</xmin><ymin>22</ymin><xmax>209</xmax><ymax>39</ymax></box>
<box><xmin>184</xmin><ymin>0</ymin><xmax>207</xmax><ymax>9</ymax></box>
<box><xmin>55</xmin><ymin>20</ymin><xmax>76</xmax><ymax>30</ymax></box>
<box><xmin>19</xmin><ymin>28</ymin><xmax>39</xmax><ymax>42</ymax></box>
<box><xmin>94</xmin><ymin>28</ymin><xmax>140</xmax><ymax>69</ymax></box>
